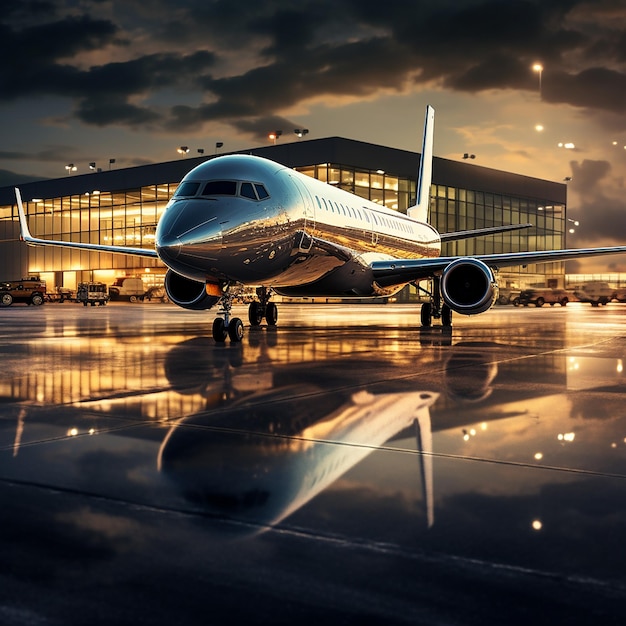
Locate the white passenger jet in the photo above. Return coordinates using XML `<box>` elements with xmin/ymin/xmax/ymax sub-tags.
<box><xmin>15</xmin><ymin>106</ymin><xmax>626</xmax><ymax>342</ymax></box>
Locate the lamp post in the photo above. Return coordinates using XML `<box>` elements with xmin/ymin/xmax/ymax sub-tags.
<box><xmin>268</xmin><ymin>130</ymin><xmax>283</xmax><ymax>145</ymax></box>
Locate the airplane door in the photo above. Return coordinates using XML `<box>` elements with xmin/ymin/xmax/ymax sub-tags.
<box><xmin>293</xmin><ymin>177</ymin><xmax>316</xmax><ymax>253</ymax></box>
<box><xmin>365</xmin><ymin>208</ymin><xmax>378</xmax><ymax>246</ymax></box>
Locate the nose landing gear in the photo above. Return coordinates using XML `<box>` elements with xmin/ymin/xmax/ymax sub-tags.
<box><xmin>212</xmin><ymin>285</ymin><xmax>277</xmax><ymax>343</ymax></box>
<box><xmin>212</xmin><ymin>286</ymin><xmax>244</xmax><ymax>343</ymax></box>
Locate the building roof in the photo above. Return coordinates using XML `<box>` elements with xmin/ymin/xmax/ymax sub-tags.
<box><xmin>0</xmin><ymin>137</ymin><xmax>566</xmax><ymax>206</ymax></box>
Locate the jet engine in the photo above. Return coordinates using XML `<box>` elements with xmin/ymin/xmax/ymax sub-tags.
<box><xmin>440</xmin><ymin>258</ymin><xmax>497</xmax><ymax>315</ymax></box>
<box><xmin>164</xmin><ymin>270</ymin><xmax>220</xmax><ymax>310</ymax></box>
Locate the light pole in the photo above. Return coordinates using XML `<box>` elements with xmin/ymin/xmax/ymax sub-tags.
<box><xmin>268</xmin><ymin>130</ymin><xmax>283</xmax><ymax>145</ymax></box>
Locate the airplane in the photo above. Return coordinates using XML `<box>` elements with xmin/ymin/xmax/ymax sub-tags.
<box><xmin>14</xmin><ymin>105</ymin><xmax>626</xmax><ymax>343</ymax></box>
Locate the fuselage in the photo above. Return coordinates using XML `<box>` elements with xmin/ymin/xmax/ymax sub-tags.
<box><xmin>155</xmin><ymin>154</ymin><xmax>441</xmax><ymax>296</ymax></box>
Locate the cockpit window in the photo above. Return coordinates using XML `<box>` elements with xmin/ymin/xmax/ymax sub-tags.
<box><xmin>174</xmin><ymin>182</ymin><xmax>201</xmax><ymax>197</ymax></box>
<box><xmin>240</xmin><ymin>182</ymin><xmax>257</xmax><ymax>199</ymax></box>
<box><xmin>202</xmin><ymin>180</ymin><xmax>237</xmax><ymax>196</ymax></box>
<box><xmin>254</xmin><ymin>184</ymin><xmax>269</xmax><ymax>199</ymax></box>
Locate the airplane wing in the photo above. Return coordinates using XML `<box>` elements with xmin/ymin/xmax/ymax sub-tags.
<box><xmin>15</xmin><ymin>188</ymin><xmax>159</xmax><ymax>259</ymax></box>
<box><xmin>371</xmin><ymin>245</ymin><xmax>626</xmax><ymax>287</ymax></box>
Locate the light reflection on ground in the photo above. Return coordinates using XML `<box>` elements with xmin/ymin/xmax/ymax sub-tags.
<box><xmin>0</xmin><ymin>302</ymin><xmax>625</xmax><ymax>623</ymax></box>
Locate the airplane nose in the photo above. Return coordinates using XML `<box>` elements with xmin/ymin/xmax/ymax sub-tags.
<box><xmin>156</xmin><ymin>237</ymin><xmax>181</xmax><ymax>263</ymax></box>
<box><xmin>155</xmin><ymin>199</ymin><xmax>223</xmax><ymax>264</ymax></box>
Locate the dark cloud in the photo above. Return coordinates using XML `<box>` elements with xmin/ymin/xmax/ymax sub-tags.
<box><xmin>0</xmin><ymin>0</ymin><xmax>624</xmax><ymax>135</ymax></box>
<box><xmin>0</xmin><ymin>169</ymin><xmax>47</xmax><ymax>185</ymax></box>
<box><xmin>567</xmin><ymin>159</ymin><xmax>626</xmax><ymax>244</ymax></box>
<box><xmin>544</xmin><ymin>68</ymin><xmax>626</xmax><ymax>114</ymax></box>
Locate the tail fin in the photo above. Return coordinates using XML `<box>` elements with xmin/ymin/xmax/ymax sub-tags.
<box><xmin>407</xmin><ymin>105</ymin><xmax>434</xmax><ymax>223</ymax></box>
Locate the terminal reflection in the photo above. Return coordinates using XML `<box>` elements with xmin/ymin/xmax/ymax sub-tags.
<box><xmin>3</xmin><ymin>321</ymin><xmax>625</xmax><ymax>539</ymax></box>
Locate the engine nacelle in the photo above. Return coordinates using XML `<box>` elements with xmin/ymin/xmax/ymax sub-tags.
<box><xmin>440</xmin><ymin>258</ymin><xmax>497</xmax><ymax>315</ymax></box>
<box><xmin>164</xmin><ymin>270</ymin><xmax>221</xmax><ymax>310</ymax></box>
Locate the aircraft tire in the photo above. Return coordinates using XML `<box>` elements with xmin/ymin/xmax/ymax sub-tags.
<box><xmin>248</xmin><ymin>301</ymin><xmax>263</xmax><ymax>326</ymax></box>
<box><xmin>212</xmin><ymin>318</ymin><xmax>228</xmax><ymax>342</ymax></box>
<box><xmin>228</xmin><ymin>318</ymin><xmax>244</xmax><ymax>342</ymax></box>
<box><xmin>266</xmin><ymin>302</ymin><xmax>278</xmax><ymax>326</ymax></box>
<box><xmin>442</xmin><ymin>304</ymin><xmax>453</xmax><ymax>327</ymax></box>
<box><xmin>420</xmin><ymin>302</ymin><xmax>432</xmax><ymax>327</ymax></box>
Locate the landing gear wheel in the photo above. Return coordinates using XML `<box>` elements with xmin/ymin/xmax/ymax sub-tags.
<box><xmin>442</xmin><ymin>304</ymin><xmax>453</xmax><ymax>327</ymax></box>
<box><xmin>228</xmin><ymin>318</ymin><xmax>244</xmax><ymax>342</ymax></box>
<box><xmin>266</xmin><ymin>302</ymin><xmax>278</xmax><ymax>326</ymax></box>
<box><xmin>212</xmin><ymin>318</ymin><xmax>228</xmax><ymax>342</ymax></box>
<box><xmin>248</xmin><ymin>301</ymin><xmax>263</xmax><ymax>326</ymax></box>
<box><xmin>420</xmin><ymin>302</ymin><xmax>432</xmax><ymax>327</ymax></box>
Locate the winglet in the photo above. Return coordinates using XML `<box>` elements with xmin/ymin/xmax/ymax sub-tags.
<box><xmin>407</xmin><ymin>105</ymin><xmax>434</xmax><ymax>223</ymax></box>
<box><xmin>15</xmin><ymin>188</ymin><xmax>34</xmax><ymax>242</ymax></box>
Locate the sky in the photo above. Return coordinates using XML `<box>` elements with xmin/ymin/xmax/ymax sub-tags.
<box><xmin>0</xmin><ymin>0</ymin><xmax>624</xmax><ymax>272</ymax></box>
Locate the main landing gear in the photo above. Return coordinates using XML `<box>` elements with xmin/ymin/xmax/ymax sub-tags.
<box><xmin>212</xmin><ymin>286</ymin><xmax>277</xmax><ymax>343</ymax></box>
<box><xmin>248</xmin><ymin>286</ymin><xmax>278</xmax><ymax>327</ymax></box>
<box><xmin>418</xmin><ymin>277</ymin><xmax>453</xmax><ymax>328</ymax></box>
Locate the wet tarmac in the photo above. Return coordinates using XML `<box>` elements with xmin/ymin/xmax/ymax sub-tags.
<box><xmin>1</xmin><ymin>301</ymin><xmax>625</xmax><ymax>625</ymax></box>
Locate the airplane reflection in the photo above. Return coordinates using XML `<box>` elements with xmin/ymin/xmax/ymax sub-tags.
<box><xmin>157</xmin><ymin>385</ymin><xmax>438</xmax><ymax>531</ymax></box>
<box><xmin>155</xmin><ymin>337</ymin><xmax>509</xmax><ymax>533</ymax></box>
<box><xmin>5</xmin><ymin>327</ymin><xmax>625</xmax><ymax>538</ymax></box>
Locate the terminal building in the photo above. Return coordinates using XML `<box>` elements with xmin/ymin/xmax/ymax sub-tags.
<box><xmin>0</xmin><ymin>138</ymin><xmax>567</xmax><ymax>300</ymax></box>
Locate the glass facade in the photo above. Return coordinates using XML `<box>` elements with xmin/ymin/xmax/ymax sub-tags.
<box><xmin>0</xmin><ymin>184</ymin><xmax>174</xmax><ymax>291</ymax></box>
<box><xmin>0</xmin><ymin>153</ymin><xmax>565</xmax><ymax>296</ymax></box>
<box><xmin>430</xmin><ymin>183</ymin><xmax>565</xmax><ymax>286</ymax></box>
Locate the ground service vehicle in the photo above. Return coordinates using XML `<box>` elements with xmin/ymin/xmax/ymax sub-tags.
<box><xmin>496</xmin><ymin>287</ymin><xmax>521</xmax><ymax>305</ymax></box>
<box><xmin>108</xmin><ymin>277</ymin><xmax>145</xmax><ymax>302</ymax></box>
<box><xmin>573</xmin><ymin>281</ymin><xmax>615</xmax><ymax>306</ymax></box>
<box><xmin>518</xmin><ymin>288</ymin><xmax>570</xmax><ymax>307</ymax></box>
<box><xmin>77</xmin><ymin>282</ymin><xmax>109</xmax><ymax>306</ymax></box>
<box><xmin>0</xmin><ymin>277</ymin><xmax>46</xmax><ymax>306</ymax></box>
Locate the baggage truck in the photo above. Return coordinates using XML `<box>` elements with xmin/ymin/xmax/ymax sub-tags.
<box><xmin>76</xmin><ymin>282</ymin><xmax>109</xmax><ymax>306</ymax></box>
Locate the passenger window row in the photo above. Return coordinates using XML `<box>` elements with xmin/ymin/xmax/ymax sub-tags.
<box><xmin>314</xmin><ymin>195</ymin><xmax>416</xmax><ymax>235</ymax></box>
<box><xmin>174</xmin><ymin>180</ymin><xmax>270</xmax><ymax>201</ymax></box>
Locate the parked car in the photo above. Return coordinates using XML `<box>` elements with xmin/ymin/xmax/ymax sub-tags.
<box><xmin>518</xmin><ymin>288</ymin><xmax>570</xmax><ymax>307</ymax></box>
<box><xmin>0</xmin><ymin>277</ymin><xmax>46</xmax><ymax>306</ymax></box>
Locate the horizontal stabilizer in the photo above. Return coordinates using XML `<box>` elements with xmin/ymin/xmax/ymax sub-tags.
<box><xmin>440</xmin><ymin>223</ymin><xmax>532</xmax><ymax>243</ymax></box>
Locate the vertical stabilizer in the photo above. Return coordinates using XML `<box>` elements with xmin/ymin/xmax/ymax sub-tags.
<box><xmin>407</xmin><ymin>105</ymin><xmax>434</xmax><ymax>223</ymax></box>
